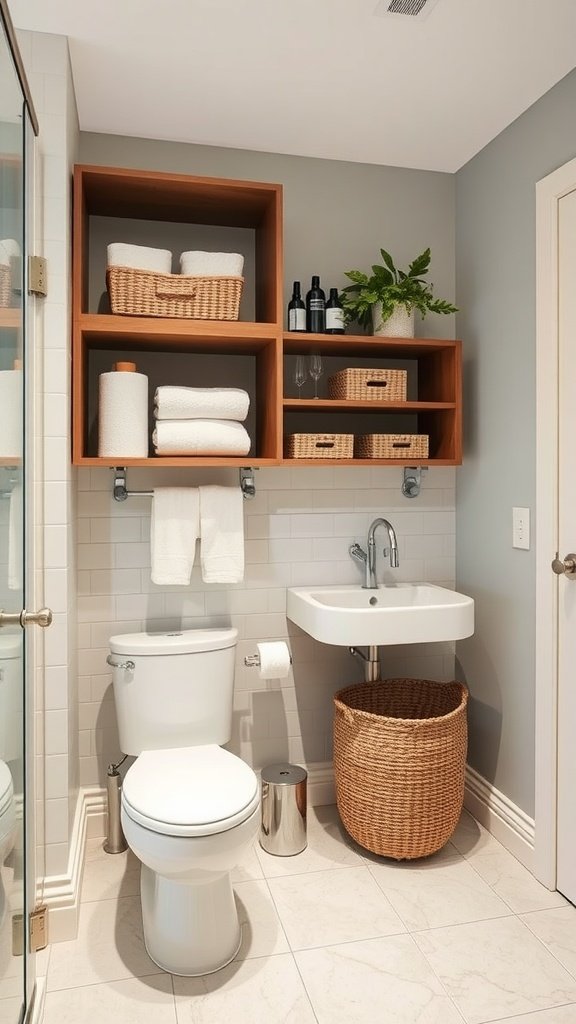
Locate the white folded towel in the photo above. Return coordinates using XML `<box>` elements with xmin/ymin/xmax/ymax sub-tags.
<box><xmin>8</xmin><ymin>482</ymin><xmax>22</xmax><ymax>592</ymax></box>
<box><xmin>180</xmin><ymin>251</ymin><xmax>244</xmax><ymax>278</ymax></box>
<box><xmin>0</xmin><ymin>239</ymin><xmax>20</xmax><ymax>265</ymax></box>
<box><xmin>154</xmin><ymin>386</ymin><xmax>250</xmax><ymax>422</ymax></box>
<box><xmin>151</xmin><ymin>487</ymin><xmax>199</xmax><ymax>586</ymax></box>
<box><xmin>199</xmin><ymin>485</ymin><xmax>244</xmax><ymax>583</ymax></box>
<box><xmin>153</xmin><ymin>419</ymin><xmax>251</xmax><ymax>456</ymax></box>
<box><xmin>107</xmin><ymin>243</ymin><xmax>172</xmax><ymax>274</ymax></box>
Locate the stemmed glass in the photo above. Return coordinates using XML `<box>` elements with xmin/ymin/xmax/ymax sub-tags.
<box><xmin>309</xmin><ymin>353</ymin><xmax>323</xmax><ymax>399</ymax></box>
<box><xmin>294</xmin><ymin>355</ymin><xmax>307</xmax><ymax>397</ymax></box>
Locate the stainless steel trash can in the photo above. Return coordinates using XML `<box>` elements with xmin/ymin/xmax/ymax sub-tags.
<box><xmin>260</xmin><ymin>763</ymin><xmax>307</xmax><ymax>856</ymax></box>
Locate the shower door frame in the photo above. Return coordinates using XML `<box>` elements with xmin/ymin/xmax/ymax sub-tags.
<box><xmin>0</xmin><ymin>2</ymin><xmax>39</xmax><ymax>1022</ymax></box>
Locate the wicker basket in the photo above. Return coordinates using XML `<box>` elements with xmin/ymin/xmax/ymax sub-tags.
<box><xmin>285</xmin><ymin>433</ymin><xmax>353</xmax><ymax>459</ymax></box>
<box><xmin>328</xmin><ymin>368</ymin><xmax>407</xmax><ymax>402</ymax></box>
<box><xmin>0</xmin><ymin>265</ymin><xmax>11</xmax><ymax>307</ymax></box>
<box><xmin>355</xmin><ymin>433</ymin><xmax>429</xmax><ymax>459</ymax></box>
<box><xmin>106</xmin><ymin>266</ymin><xmax>243</xmax><ymax>320</ymax></box>
<box><xmin>334</xmin><ymin>679</ymin><xmax>468</xmax><ymax>859</ymax></box>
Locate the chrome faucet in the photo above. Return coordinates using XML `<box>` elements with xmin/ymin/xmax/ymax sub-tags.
<box><xmin>349</xmin><ymin>517</ymin><xmax>399</xmax><ymax>589</ymax></box>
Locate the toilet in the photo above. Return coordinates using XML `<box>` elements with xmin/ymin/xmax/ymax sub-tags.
<box><xmin>108</xmin><ymin>627</ymin><xmax>260</xmax><ymax>977</ymax></box>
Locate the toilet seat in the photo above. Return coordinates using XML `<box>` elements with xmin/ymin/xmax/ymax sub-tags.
<box><xmin>0</xmin><ymin>762</ymin><xmax>13</xmax><ymax>819</ymax></box>
<box><xmin>122</xmin><ymin>745</ymin><xmax>259</xmax><ymax>838</ymax></box>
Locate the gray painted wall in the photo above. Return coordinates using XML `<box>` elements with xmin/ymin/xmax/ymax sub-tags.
<box><xmin>455</xmin><ymin>68</ymin><xmax>576</xmax><ymax>817</ymax></box>
<box><xmin>79</xmin><ymin>133</ymin><xmax>456</xmax><ymax>338</ymax></box>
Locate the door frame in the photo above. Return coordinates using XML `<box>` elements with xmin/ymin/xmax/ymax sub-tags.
<box><xmin>534</xmin><ymin>155</ymin><xmax>576</xmax><ymax>888</ymax></box>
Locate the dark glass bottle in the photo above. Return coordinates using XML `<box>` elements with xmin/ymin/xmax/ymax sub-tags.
<box><xmin>325</xmin><ymin>287</ymin><xmax>345</xmax><ymax>334</ymax></box>
<box><xmin>287</xmin><ymin>281</ymin><xmax>306</xmax><ymax>332</ymax></box>
<box><xmin>306</xmin><ymin>275</ymin><xmax>326</xmax><ymax>333</ymax></box>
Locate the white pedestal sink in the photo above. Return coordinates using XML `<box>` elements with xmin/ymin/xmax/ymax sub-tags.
<box><xmin>287</xmin><ymin>583</ymin><xmax>474</xmax><ymax>647</ymax></box>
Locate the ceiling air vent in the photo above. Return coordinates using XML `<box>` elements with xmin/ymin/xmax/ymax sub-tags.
<box><xmin>374</xmin><ymin>0</ymin><xmax>441</xmax><ymax>18</ymax></box>
<box><xmin>388</xmin><ymin>0</ymin><xmax>427</xmax><ymax>14</ymax></box>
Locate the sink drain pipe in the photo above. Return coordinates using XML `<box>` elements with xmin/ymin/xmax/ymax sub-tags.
<box><xmin>104</xmin><ymin>755</ymin><xmax>128</xmax><ymax>854</ymax></box>
<box><xmin>349</xmin><ymin>645</ymin><xmax>381</xmax><ymax>683</ymax></box>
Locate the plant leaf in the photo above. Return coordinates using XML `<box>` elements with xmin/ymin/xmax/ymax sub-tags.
<box><xmin>379</xmin><ymin>249</ymin><xmax>396</xmax><ymax>275</ymax></box>
<box><xmin>344</xmin><ymin>270</ymin><xmax>369</xmax><ymax>286</ymax></box>
<box><xmin>408</xmin><ymin>248</ymin><xmax>431</xmax><ymax>278</ymax></box>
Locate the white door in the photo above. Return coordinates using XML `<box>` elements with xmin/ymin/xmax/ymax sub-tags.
<box><xmin>555</xmin><ymin>187</ymin><xmax>576</xmax><ymax>904</ymax></box>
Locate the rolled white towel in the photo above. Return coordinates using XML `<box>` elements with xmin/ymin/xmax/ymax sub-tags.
<box><xmin>154</xmin><ymin>386</ymin><xmax>249</xmax><ymax>422</ymax></box>
<box><xmin>0</xmin><ymin>242</ymin><xmax>8</xmax><ymax>268</ymax></box>
<box><xmin>180</xmin><ymin>251</ymin><xmax>244</xmax><ymax>278</ymax></box>
<box><xmin>153</xmin><ymin>419</ymin><xmax>251</xmax><ymax>456</ymax></box>
<box><xmin>107</xmin><ymin>243</ymin><xmax>172</xmax><ymax>274</ymax></box>
<box><xmin>0</xmin><ymin>239</ymin><xmax>20</xmax><ymax>262</ymax></box>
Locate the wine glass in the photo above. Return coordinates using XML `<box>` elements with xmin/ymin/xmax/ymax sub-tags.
<box><xmin>309</xmin><ymin>353</ymin><xmax>323</xmax><ymax>399</ymax></box>
<box><xmin>294</xmin><ymin>355</ymin><xmax>307</xmax><ymax>397</ymax></box>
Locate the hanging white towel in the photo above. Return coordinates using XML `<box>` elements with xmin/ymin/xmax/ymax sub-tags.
<box><xmin>153</xmin><ymin>419</ymin><xmax>251</xmax><ymax>456</ymax></box>
<box><xmin>8</xmin><ymin>482</ymin><xmax>23</xmax><ymax>592</ymax></box>
<box><xmin>154</xmin><ymin>386</ymin><xmax>249</xmax><ymax>422</ymax></box>
<box><xmin>151</xmin><ymin>488</ymin><xmax>199</xmax><ymax>586</ymax></box>
<box><xmin>199</xmin><ymin>485</ymin><xmax>244</xmax><ymax>584</ymax></box>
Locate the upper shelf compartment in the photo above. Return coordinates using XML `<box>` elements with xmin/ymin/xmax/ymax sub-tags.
<box><xmin>72</xmin><ymin>165</ymin><xmax>283</xmax><ymax>325</ymax></box>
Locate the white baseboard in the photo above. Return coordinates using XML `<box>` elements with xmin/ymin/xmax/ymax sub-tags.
<box><xmin>42</xmin><ymin>787</ymin><xmax>107</xmax><ymax>943</ymax></box>
<box><xmin>306</xmin><ymin>761</ymin><xmax>336</xmax><ymax>806</ymax></box>
<box><xmin>464</xmin><ymin>765</ymin><xmax>535</xmax><ymax>871</ymax></box>
<box><xmin>26</xmin><ymin>976</ymin><xmax>46</xmax><ymax>1024</ymax></box>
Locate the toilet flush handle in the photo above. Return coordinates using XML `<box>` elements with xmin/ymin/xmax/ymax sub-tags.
<box><xmin>106</xmin><ymin>655</ymin><xmax>135</xmax><ymax>671</ymax></box>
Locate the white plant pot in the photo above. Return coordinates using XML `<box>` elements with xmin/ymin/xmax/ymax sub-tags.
<box><xmin>372</xmin><ymin>303</ymin><xmax>415</xmax><ymax>338</ymax></box>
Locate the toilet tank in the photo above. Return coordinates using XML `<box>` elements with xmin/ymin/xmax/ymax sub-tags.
<box><xmin>108</xmin><ymin>628</ymin><xmax>238</xmax><ymax>755</ymax></box>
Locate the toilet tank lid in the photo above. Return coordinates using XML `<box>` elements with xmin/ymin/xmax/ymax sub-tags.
<box><xmin>109</xmin><ymin>627</ymin><xmax>238</xmax><ymax>657</ymax></box>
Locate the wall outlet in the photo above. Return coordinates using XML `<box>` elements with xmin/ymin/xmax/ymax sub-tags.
<box><xmin>513</xmin><ymin>507</ymin><xmax>530</xmax><ymax>550</ymax></box>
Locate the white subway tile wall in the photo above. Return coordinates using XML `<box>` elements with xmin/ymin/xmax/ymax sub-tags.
<box><xmin>76</xmin><ymin>466</ymin><xmax>456</xmax><ymax>787</ymax></box>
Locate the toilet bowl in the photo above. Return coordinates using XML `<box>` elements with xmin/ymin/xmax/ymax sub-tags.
<box><xmin>121</xmin><ymin>745</ymin><xmax>259</xmax><ymax>976</ymax></box>
<box><xmin>0</xmin><ymin>762</ymin><xmax>16</xmax><ymax>928</ymax></box>
<box><xmin>109</xmin><ymin>627</ymin><xmax>260</xmax><ymax>976</ymax></box>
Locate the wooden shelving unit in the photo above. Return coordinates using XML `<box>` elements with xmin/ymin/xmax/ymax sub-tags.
<box><xmin>72</xmin><ymin>164</ymin><xmax>462</xmax><ymax>468</ymax></box>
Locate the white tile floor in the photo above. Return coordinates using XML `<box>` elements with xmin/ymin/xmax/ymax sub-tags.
<box><xmin>37</xmin><ymin>807</ymin><xmax>576</xmax><ymax>1024</ymax></box>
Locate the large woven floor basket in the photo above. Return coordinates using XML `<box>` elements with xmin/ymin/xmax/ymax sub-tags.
<box><xmin>334</xmin><ymin>678</ymin><xmax>468</xmax><ymax>860</ymax></box>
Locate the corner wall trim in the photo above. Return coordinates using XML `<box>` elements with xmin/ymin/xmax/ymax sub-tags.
<box><xmin>464</xmin><ymin>765</ymin><xmax>535</xmax><ymax>871</ymax></box>
<box><xmin>42</xmin><ymin>787</ymin><xmax>107</xmax><ymax>943</ymax></box>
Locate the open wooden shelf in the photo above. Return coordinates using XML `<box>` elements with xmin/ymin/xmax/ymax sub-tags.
<box><xmin>72</xmin><ymin>164</ymin><xmax>462</xmax><ymax>468</ymax></box>
<box><xmin>283</xmin><ymin>399</ymin><xmax>456</xmax><ymax>412</ymax></box>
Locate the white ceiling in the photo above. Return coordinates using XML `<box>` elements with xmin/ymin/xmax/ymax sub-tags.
<box><xmin>10</xmin><ymin>0</ymin><xmax>576</xmax><ymax>172</ymax></box>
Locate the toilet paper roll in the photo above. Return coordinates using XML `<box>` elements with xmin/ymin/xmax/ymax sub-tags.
<box><xmin>0</xmin><ymin>369</ymin><xmax>22</xmax><ymax>459</ymax></box>
<box><xmin>98</xmin><ymin>367</ymin><xmax>149</xmax><ymax>458</ymax></box>
<box><xmin>257</xmin><ymin>641</ymin><xmax>291</xmax><ymax>680</ymax></box>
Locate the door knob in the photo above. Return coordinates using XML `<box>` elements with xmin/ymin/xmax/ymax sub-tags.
<box><xmin>0</xmin><ymin>608</ymin><xmax>53</xmax><ymax>628</ymax></box>
<box><xmin>551</xmin><ymin>553</ymin><xmax>576</xmax><ymax>579</ymax></box>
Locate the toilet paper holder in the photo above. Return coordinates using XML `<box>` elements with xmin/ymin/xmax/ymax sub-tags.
<box><xmin>244</xmin><ymin>651</ymin><xmax>293</xmax><ymax>667</ymax></box>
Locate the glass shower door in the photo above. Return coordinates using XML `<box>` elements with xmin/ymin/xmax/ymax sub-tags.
<box><xmin>0</xmin><ymin>17</ymin><xmax>26</xmax><ymax>1023</ymax></box>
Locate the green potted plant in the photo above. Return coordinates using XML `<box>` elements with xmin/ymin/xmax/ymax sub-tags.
<box><xmin>340</xmin><ymin>247</ymin><xmax>457</xmax><ymax>337</ymax></box>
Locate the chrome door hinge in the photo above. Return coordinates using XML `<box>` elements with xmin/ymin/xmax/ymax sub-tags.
<box><xmin>28</xmin><ymin>255</ymin><xmax>47</xmax><ymax>297</ymax></box>
<box><xmin>29</xmin><ymin>906</ymin><xmax>48</xmax><ymax>952</ymax></box>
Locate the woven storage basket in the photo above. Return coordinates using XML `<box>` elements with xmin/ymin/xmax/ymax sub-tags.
<box><xmin>328</xmin><ymin>368</ymin><xmax>407</xmax><ymax>402</ymax></box>
<box><xmin>285</xmin><ymin>433</ymin><xmax>353</xmax><ymax>459</ymax></box>
<box><xmin>0</xmin><ymin>265</ymin><xmax>11</xmax><ymax>307</ymax></box>
<box><xmin>334</xmin><ymin>679</ymin><xmax>468</xmax><ymax>859</ymax></box>
<box><xmin>355</xmin><ymin>433</ymin><xmax>429</xmax><ymax>459</ymax></box>
<box><xmin>106</xmin><ymin>266</ymin><xmax>243</xmax><ymax>320</ymax></box>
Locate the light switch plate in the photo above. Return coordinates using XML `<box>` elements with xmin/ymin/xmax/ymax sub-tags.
<box><xmin>513</xmin><ymin>507</ymin><xmax>530</xmax><ymax>550</ymax></box>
